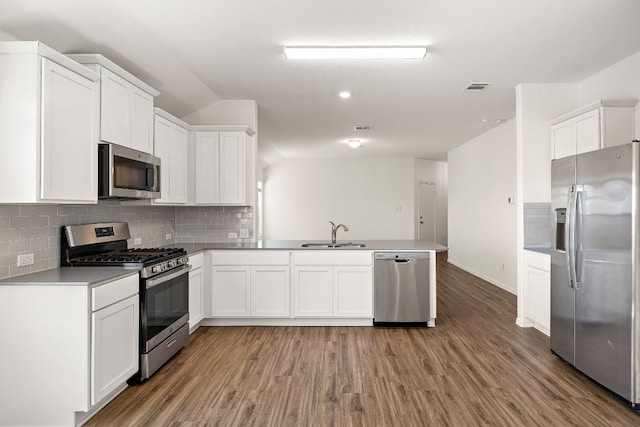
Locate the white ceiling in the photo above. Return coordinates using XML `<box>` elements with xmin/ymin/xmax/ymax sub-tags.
<box><xmin>1</xmin><ymin>0</ymin><xmax>640</xmax><ymax>164</ymax></box>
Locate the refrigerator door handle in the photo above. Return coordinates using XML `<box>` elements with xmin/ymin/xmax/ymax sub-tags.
<box><xmin>566</xmin><ymin>185</ymin><xmax>577</xmax><ymax>288</ymax></box>
<box><xmin>574</xmin><ymin>185</ymin><xmax>584</xmax><ymax>288</ymax></box>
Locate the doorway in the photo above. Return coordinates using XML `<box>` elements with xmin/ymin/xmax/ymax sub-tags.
<box><xmin>419</xmin><ymin>182</ymin><xmax>436</xmax><ymax>241</ymax></box>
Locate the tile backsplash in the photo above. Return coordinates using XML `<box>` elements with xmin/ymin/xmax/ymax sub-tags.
<box><xmin>524</xmin><ymin>202</ymin><xmax>551</xmax><ymax>248</ymax></box>
<box><xmin>174</xmin><ymin>206</ymin><xmax>254</xmax><ymax>244</ymax></box>
<box><xmin>0</xmin><ymin>202</ymin><xmax>253</xmax><ymax>281</ymax></box>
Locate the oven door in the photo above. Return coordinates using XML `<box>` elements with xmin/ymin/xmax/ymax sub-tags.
<box><xmin>141</xmin><ymin>264</ymin><xmax>191</xmax><ymax>352</ymax></box>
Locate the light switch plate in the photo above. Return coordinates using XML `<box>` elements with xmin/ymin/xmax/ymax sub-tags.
<box><xmin>134</xmin><ymin>237</ymin><xmax>142</xmax><ymax>245</ymax></box>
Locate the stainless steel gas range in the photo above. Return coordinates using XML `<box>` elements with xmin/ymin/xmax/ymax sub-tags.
<box><xmin>61</xmin><ymin>222</ymin><xmax>190</xmax><ymax>382</ymax></box>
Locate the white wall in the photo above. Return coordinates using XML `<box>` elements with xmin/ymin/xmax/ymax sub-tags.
<box><xmin>263</xmin><ymin>158</ymin><xmax>416</xmax><ymax>240</ymax></box>
<box><xmin>448</xmin><ymin>119</ymin><xmax>517</xmax><ymax>293</ymax></box>
<box><xmin>414</xmin><ymin>159</ymin><xmax>448</xmax><ymax>245</ymax></box>
<box><xmin>516</xmin><ymin>84</ymin><xmax>578</xmax><ymax>202</ymax></box>
<box><xmin>578</xmin><ymin>49</ymin><xmax>640</xmax><ymax>140</ymax></box>
<box><xmin>181</xmin><ymin>99</ymin><xmax>258</xmax><ymax>129</ymax></box>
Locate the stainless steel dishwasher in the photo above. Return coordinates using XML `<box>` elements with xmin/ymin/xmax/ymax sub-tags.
<box><xmin>374</xmin><ymin>252</ymin><xmax>430</xmax><ymax>325</ymax></box>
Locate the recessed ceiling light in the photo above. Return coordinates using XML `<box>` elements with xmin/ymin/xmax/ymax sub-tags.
<box><xmin>284</xmin><ymin>46</ymin><xmax>427</xmax><ymax>60</ymax></box>
<box><xmin>347</xmin><ymin>139</ymin><xmax>362</xmax><ymax>148</ymax></box>
<box><xmin>338</xmin><ymin>91</ymin><xmax>352</xmax><ymax>99</ymax></box>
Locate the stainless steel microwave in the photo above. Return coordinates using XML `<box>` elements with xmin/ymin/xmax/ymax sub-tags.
<box><xmin>98</xmin><ymin>143</ymin><xmax>161</xmax><ymax>199</ymax></box>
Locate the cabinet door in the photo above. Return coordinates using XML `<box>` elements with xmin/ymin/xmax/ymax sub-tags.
<box><xmin>219</xmin><ymin>132</ymin><xmax>245</xmax><ymax>204</ymax></box>
<box><xmin>100</xmin><ymin>68</ymin><xmax>130</xmax><ymax>146</ymax></box>
<box><xmin>251</xmin><ymin>266</ymin><xmax>290</xmax><ymax>317</ymax></box>
<box><xmin>170</xmin><ymin>125</ymin><xmax>188</xmax><ymax>204</ymax></box>
<box><xmin>91</xmin><ymin>294</ymin><xmax>139</xmax><ymax>405</ymax></box>
<box><xmin>575</xmin><ymin>109</ymin><xmax>600</xmax><ymax>155</ymax></box>
<box><xmin>525</xmin><ymin>266</ymin><xmax>551</xmax><ymax>332</ymax></box>
<box><xmin>195</xmin><ymin>132</ymin><xmax>220</xmax><ymax>203</ymax></box>
<box><xmin>294</xmin><ymin>267</ymin><xmax>333</xmax><ymax>317</ymax></box>
<box><xmin>334</xmin><ymin>267</ymin><xmax>373</xmax><ymax>317</ymax></box>
<box><xmin>130</xmin><ymin>87</ymin><xmax>154</xmax><ymax>154</ymax></box>
<box><xmin>551</xmin><ymin>121</ymin><xmax>574</xmax><ymax>160</ymax></box>
<box><xmin>189</xmin><ymin>267</ymin><xmax>204</xmax><ymax>329</ymax></box>
<box><xmin>153</xmin><ymin>116</ymin><xmax>172</xmax><ymax>203</ymax></box>
<box><xmin>41</xmin><ymin>59</ymin><xmax>98</xmax><ymax>203</ymax></box>
<box><xmin>211</xmin><ymin>266</ymin><xmax>250</xmax><ymax>316</ymax></box>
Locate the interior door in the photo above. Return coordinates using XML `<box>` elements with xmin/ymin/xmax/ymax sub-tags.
<box><xmin>419</xmin><ymin>183</ymin><xmax>436</xmax><ymax>241</ymax></box>
<box><xmin>574</xmin><ymin>144</ymin><xmax>633</xmax><ymax>400</ymax></box>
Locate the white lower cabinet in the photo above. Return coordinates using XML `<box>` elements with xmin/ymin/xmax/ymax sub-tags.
<box><xmin>91</xmin><ymin>294</ymin><xmax>139</xmax><ymax>405</ymax></box>
<box><xmin>524</xmin><ymin>250</ymin><xmax>551</xmax><ymax>335</ymax></box>
<box><xmin>206</xmin><ymin>250</ymin><xmax>373</xmax><ymax>323</ymax></box>
<box><xmin>210</xmin><ymin>251</ymin><xmax>290</xmax><ymax>318</ymax></box>
<box><xmin>334</xmin><ymin>267</ymin><xmax>373</xmax><ymax>317</ymax></box>
<box><xmin>211</xmin><ymin>266</ymin><xmax>251</xmax><ymax>316</ymax></box>
<box><xmin>251</xmin><ymin>266</ymin><xmax>291</xmax><ymax>317</ymax></box>
<box><xmin>0</xmin><ymin>271</ymin><xmax>139</xmax><ymax>426</ymax></box>
<box><xmin>293</xmin><ymin>251</ymin><xmax>373</xmax><ymax>318</ymax></box>
<box><xmin>188</xmin><ymin>253</ymin><xmax>205</xmax><ymax>330</ymax></box>
<box><xmin>294</xmin><ymin>267</ymin><xmax>333</xmax><ymax>316</ymax></box>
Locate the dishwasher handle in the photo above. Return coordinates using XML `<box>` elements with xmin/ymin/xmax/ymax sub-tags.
<box><xmin>394</xmin><ymin>258</ymin><xmax>413</xmax><ymax>264</ymax></box>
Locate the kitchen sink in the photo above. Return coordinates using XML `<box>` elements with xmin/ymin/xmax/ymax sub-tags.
<box><xmin>301</xmin><ymin>242</ymin><xmax>366</xmax><ymax>248</ymax></box>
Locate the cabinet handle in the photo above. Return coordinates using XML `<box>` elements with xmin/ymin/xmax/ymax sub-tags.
<box><xmin>166</xmin><ymin>338</ymin><xmax>177</xmax><ymax>348</ymax></box>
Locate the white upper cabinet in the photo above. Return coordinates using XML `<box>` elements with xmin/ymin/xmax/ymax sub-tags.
<box><xmin>67</xmin><ymin>54</ymin><xmax>159</xmax><ymax>155</ymax></box>
<box><xmin>0</xmin><ymin>41</ymin><xmax>100</xmax><ymax>204</ymax></box>
<box><xmin>550</xmin><ymin>100</ymin><xmax>637</xmax><ymax>160</ymax></box>
<box><xmin>192</xmin><ymin>127</ymin><xmax>256</xmax><ymax>206</ymax></box>
<box><xmin>153</xmin><ymin>109</ymin><xmax>188</xmax><ymax>204</ymax></box>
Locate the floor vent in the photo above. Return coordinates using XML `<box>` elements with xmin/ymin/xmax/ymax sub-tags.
<box><xmin>464</xmin><ymin>82</ymin><xmax>491</xmax><ymax>92</ymax></box>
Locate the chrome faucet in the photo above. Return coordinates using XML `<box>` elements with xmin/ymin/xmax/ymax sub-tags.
<box><xmin>329</xmin><ymin>221</ymin><xmax>349</xmax><ymax>244</ymax></box>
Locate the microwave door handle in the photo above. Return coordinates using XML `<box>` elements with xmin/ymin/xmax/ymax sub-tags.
<box><xmin>146</xmin><ymin>165</ymin><xmax>155</xmax><ymax>191</ymax></box>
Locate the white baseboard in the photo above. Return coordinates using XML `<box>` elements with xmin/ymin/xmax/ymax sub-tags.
<box><xmin>447</xmin><ymin>258</ymin><xmax>516</xmax><ymax>295</ymax></box>
<box><xmin>201</xmin><ymin>318</ymin><xmax>374</xmax><ymax>327</ymax></box>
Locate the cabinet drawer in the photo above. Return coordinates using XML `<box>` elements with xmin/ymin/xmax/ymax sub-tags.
<box><xmin>92</xmin><ymin>273</ymin><xmax>139</xmax><ymax>312</ymax></box>
<box><xmin>210</xmin><ymin>250</ymin><xmax>290</xmax><ymax>265</ymax></box>
<box><xmin>292</xmin><ymin>250</ymin><xmax>373</xmax><ymax>266</ymax></box>
<box><xmin>524</xmin><ymin>250</ymin><xmax>550</xmax><ymax>272</ymax></box>
<box><xmin>189</xmin><ymin>252</ymin><xmax>204</xmax><ymax>270</ymax></box>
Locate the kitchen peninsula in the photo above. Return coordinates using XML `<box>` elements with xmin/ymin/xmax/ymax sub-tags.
<box><xmin>174</xmin><ymin>239</ymin><xmax>447</xmax><ymax>330</ymax></box>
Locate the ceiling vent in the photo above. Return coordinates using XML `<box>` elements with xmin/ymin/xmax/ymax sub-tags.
<box><xmin>464</xmin><ymin>82</ymin><xmax>492</xmax><ymax>92</ymax></box>
<box><xmin>354</xmin><ymin>125</ymin><xmax>371</xmax><ymax>131</ymax></box>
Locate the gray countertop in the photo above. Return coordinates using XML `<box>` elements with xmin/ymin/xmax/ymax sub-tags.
<box><xmin>172</xmin><ymin>240</ymin><xmax>449</xmax><ymax>255</ymax></box>
<box><xmin>0</xmin><ymin>240</ymin><xmax>447</xmax><ymax>286</ymax></box>
<box><xmin>0</xmin><ymin>266</ymin><xmax>140</xmax><ymax>287</ymax></box>
<box><xmin>524</xmin><ymin>246</ymin><xmax>552</xmax><ymax>255</ymax></box>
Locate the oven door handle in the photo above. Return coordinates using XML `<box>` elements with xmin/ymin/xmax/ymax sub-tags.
<box><xmin>146</xmin><ymin>264</ymin><xmax>192</xmax><ymax>290</ymax></box>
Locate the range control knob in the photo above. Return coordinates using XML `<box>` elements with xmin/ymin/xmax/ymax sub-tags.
<box><xmin>152</xmin><ymin>265</ymin><xmax>160</xmax><ymax>274</ymax></box>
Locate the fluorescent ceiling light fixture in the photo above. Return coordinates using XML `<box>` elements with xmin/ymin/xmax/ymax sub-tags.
<box><xmin>347</xmin><ymin>139</ymin><xmax>362</xmax><ymax>148</ymax></box>
<box><xmin>338</xmin><ymin>91</ymin><xmax>352</xmax><ymax>99</ymax></box>
<box><xmin>284</xmin><ymin>46</ymin><xmax>427</xmax><ymax>60</ymax></box>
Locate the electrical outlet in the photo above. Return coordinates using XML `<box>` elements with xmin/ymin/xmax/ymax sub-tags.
<box><xmin>134</xmin><ymin>237</ymin><xmax>142</xmax><ymax>245</ymax></box>
<box><xmin>165</xmin><ymin>233</ymin><xmax>172</xmax><ymax>240</ymax></box>
<box><xmin>228</xmin><ymin>232</ymin><xmax>238</xmax><ymax>239</ymax></box>
<box><xmin>502</xmin><ymin>263</ymin><xmax>505</xmax><ymax>270</ymax></box>
<box><xmin>239</xmin><ymin>229</ymin><xmax>249</xmax><ymax>238</ymax></box>
<box><xmin>17</xmin><ymin>253</ymin><xmax>34</xmax><ymax>267</ymax></box>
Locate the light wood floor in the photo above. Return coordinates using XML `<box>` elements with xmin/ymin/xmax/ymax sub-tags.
<box><xmin>86</xmin><ymin>253</ymin><xmax>640</xmax><ymax>426</ymax></box>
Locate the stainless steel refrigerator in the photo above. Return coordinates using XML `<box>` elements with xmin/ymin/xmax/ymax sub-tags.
<box><xmin>551</xmin><ymin>140</ymin><xmax>640</xmax><ymax>407</ymax></box>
